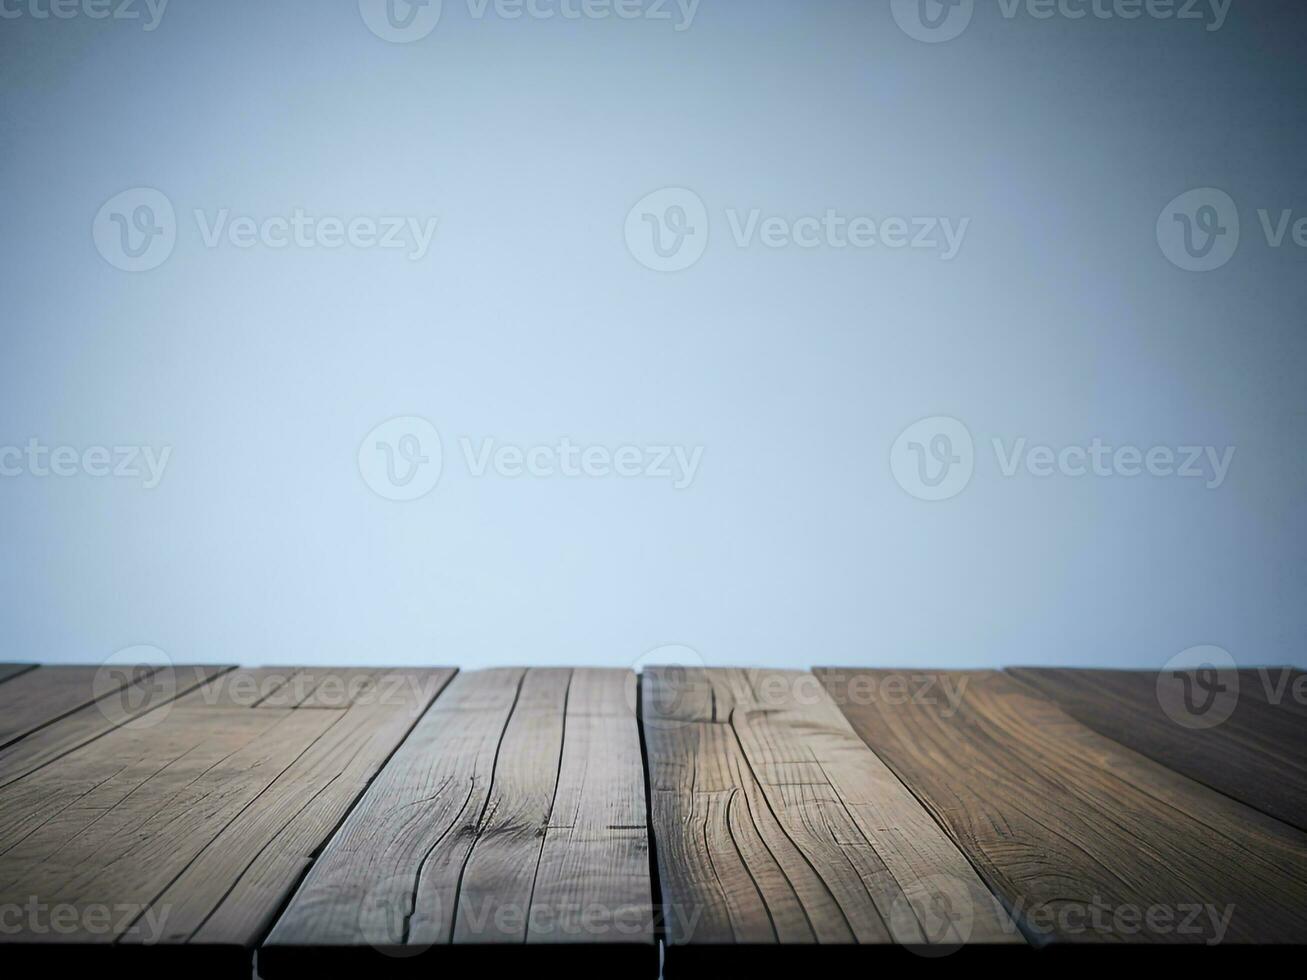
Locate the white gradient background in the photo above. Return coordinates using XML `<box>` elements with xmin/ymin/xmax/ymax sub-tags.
<box><xmin>1</xmin><ymin>1</ymin><xmax>1304</xmax><ymax>669</ymax></box>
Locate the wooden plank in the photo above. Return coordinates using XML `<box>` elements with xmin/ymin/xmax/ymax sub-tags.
<box><xmin>0</xmin><ymin>665</ymin><xmax>232</xmax><ymax>788</ymax></box>
<box><xmin>129</xmin><ymin>668</ymin><xmax>456</xmax><ymax>947</ymax></box>
<box><xmin>0</xmin><ymin>664</ymin><xmax>37</xmax><ymax>686</ymax></box>
<box><xmin>0</xmin><ymin>665</ymin><xmax>169</xmax><ymax>749</ymax></box>
<box><xmin>453</xmin><ymin>668</ymin><xmax>570</xmax><ymax>943</ymax></box>
<box><xmin>0</xmin><ymin>666</ymin><xmax>454</xmax><ymax>978</ymax></box>
<box><xmin>261</xmin><ymin>667</ymin><xmax>657</xmax><ymax>977</ymax></box>
<box><xmin>817</xmin><ymin>668</ymin><xmax>1307</xmax><ymax>945</ymax></box>
<box><xmin>1010</xmin><ymin>667</ymin><xmax>1307</xmax><ymax>832</ymax></box>
<box><xmin>643</xmin><ymin>667</ymin><xmax>1019</xmax><ymax>971</ymax></box>
<box><xmin>527</xmin><ymin>670</ymin><xmax>651</xmax><ymax>946</ymax></box>
<box><xmin>1242</xmin><ymin>667</ymin><xmax>1307</xmax><ymax>716</ymax></box>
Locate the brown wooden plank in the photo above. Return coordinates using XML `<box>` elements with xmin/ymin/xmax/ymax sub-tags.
<box><xmin>817</xmin><ymin>668</ymin><xmax>1307</xmax><ymax>945</ymax></box>
<box><xmin>1010</xmin><ymin>667</ymin><xmax>1307</xmax><ymax>832</ymax></box>
<box><xmin>1242</xmin><ymin>667</ymin><xmax>1307</xmax><ymax>716</ymax></box>
<box><xmin>0</xmin><ymin>666</ymin><xmax>454</xmax><ymax>978</ymax></box>
<box><xmin>643</xmin><ymin>667</ymin><xmax>1019</xmax><ymax>971</ymax></box>
<box><xmin>261</xmin><ymin>667</ymin><xmax>657</xmax><ymax>977</ymax></box>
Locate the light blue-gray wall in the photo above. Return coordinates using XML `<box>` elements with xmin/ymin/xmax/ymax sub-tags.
<box><xmin>2</xmin><ymin>0</ymin><xmax>1303</xmax><ymax>669</ymax></box>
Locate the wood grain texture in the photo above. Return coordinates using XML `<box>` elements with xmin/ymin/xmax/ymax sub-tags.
<box><xmin>643</xmin><ymin>667</ymin><xmax>1019</xmax><ymax>970</ymax></box>
<box><xmin>0</xmin><ymin>665</ymin><xmax>453</xmax><ymax>977</ymax></box>
<box><xmin>0</xmin><ymin>665</ymin><xmax>231</xmax><ymax>788</ymax></box>
<box><xmin>1010</xmin><ymin>667</ymin><xmax>1307</xmax><ymax>832</ymax></box>
<box><xmin>0</xmin><ymin>666</ymin><xmax>132</xmax><ymax>747</ymax></box>
<box><xmin>261</xmin><ymin>668</ymin><xmax>656</xmax><ymax>977</ymax></box>
<box><xmin>817</xmin><ymin>668</ymin><xmax>1307</xmax><ymax>946</ymax></box>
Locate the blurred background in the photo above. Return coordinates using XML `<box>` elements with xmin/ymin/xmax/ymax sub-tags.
<box><xmin>1</xmin><ymin>0</ymin><xmax>1303</xmax><ymax>669</ymax></box>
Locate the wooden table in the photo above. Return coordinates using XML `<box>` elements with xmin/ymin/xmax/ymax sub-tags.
<box><xmin>0</xmin><ymin>662</ymin><xmax>1303</xmax><ymax>976</ymax></box>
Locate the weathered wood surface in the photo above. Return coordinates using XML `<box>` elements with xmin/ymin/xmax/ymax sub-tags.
<box><xmin>0</xmin><ymin>665</ymin><xmax>143</xmax><ymax>747</ymax></box>
<box><xmin>0</xmin><ymin>664</ymin><xmax>452</xmax><ymax>975</ymax></box>
<box><xmin>1010</xmin><ymin>667</ymin><xmax>1307</xmax><ymax>832</ymax></box>
<box><xmin>3</xmin><ymin>661</ymin><xmax>1306</xmax><ymax>973</ymax></box>
<box><xmin>643</xmin><ymin>667</ymin><xmax>1019</xmax><ymax>969</ymax></box>
<box><xmin>817</xmin><ymin>668</ymin><xmax>1307</xmax><ymax>945</ymax></box>
<box><xmin>261</xmin><ymin>668</ymin><xmax>656</xmax><ymax>976</ymax></box>
<box><xmin>0</xmin><ymin>664</ymin><xmax>232</xmax><ymax>789</ymax></box>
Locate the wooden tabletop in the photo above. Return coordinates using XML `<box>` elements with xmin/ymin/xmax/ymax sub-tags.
<box><xmin>0</xmin><ymin>662</ymin><xmax>1303</xmax><ymax>976</ymax></box>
